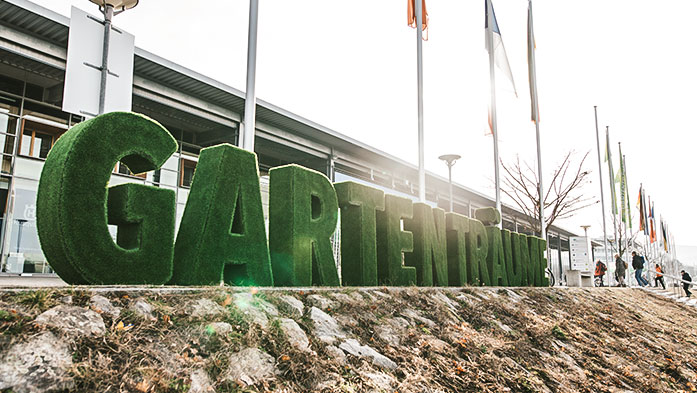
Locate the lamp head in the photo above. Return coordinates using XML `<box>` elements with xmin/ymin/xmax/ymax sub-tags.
<box><xmin>90</xmin><ymin>0</ymin><xmax>139</xmax><ymax>11</ymax></box>
<box><xmin>438</xmin><ymin>154</ymin><xmax>461</xmax><ymax>166</ymax></box>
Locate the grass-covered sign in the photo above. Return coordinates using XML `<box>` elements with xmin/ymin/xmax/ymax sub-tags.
<box><xmin>36</xmin><ymin>112</ymin><xmax>548</xmax><ymax>287</ymax></box>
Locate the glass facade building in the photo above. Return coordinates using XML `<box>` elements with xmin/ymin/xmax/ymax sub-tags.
<box><xmin>0</xmin><ymin>0</ymin><xmax>586</xmax><ymax>283</ymax></box>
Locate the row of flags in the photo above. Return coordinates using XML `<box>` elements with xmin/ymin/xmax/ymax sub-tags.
<box><xmin>604</xmin><ymin>127</ymin><xmax>675</xmax><ymax>256</ymax></box>
<box><xmin>637</xmin><ymin>184</ymin><xmax>675</xmax><ymax>253</ymax></box>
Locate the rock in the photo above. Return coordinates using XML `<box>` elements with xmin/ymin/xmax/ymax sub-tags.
<box><xmin>0</xmin><ymin>331</ymin><xmax>74</xmax><ymax>393</ymax></box>
<box><xmin>456</xmin><ymin>294</ymin><xmax>476</xmax><ymax>305</ymax></box>
<box><xmin>59</xmin><ymin>295</ymin><xmax>72</xmax><ymax>305</ymax></box>
<box><xmin>307</xmin><ymin>294</ymin><xmax>337</xmax><ymax>311</ymax></box>
<box><xmin>339</xmin><ymin>339</ymin><xmax>397</xmax><ymax>370</ymax></box>
<box><xmin>233</xmin><ymin>293</ymin><xmax>279</xmax><ymax>316</ymax></box>
<box><xmin>325</xmin><ymin>345</ymin><xmax>346</xmax><ymax>364</ymax></box>
<box><xmin>188</xmin><ymin>298</ymin><xmax>224</xmax><ymax>318</ymax></box>
<box><xmin>223</xmin><ymin>348</ymin><xmax>278</xmax><ymax>386</ymax></box>
<box><xmin>492</xmin><ymin>319</ymin><xmax>513</xmax><ymax>334</ymax></box>
<box><xmin>188</xmin><ymin>369</ymin><xmax>214</xmax><ymax>393</ymax></box>
<box><xmin>279</xmin><ymin>318</ymin><xmax>312</xmax><ymax>353</ymax></box>
<box><xmin>314</xmin><ymin>373</ymin><xmax>344</xmax><ymax>390</ymax></box>
<box><xmin>358</xmin><ymin>290</ymin><xmax>378</xmax><ymax>301</ymax></box>
<box><xmin>431</xmin><ymin>292</ymin><xmax>459</xmax><ymax>312</ymax></box>
<box><xmin>348</xmin><ymin>292</ymin><xmax>366</xmax><ymax>303</ymax></box>
<box><xmin>232</xmin><ymin>293</ymin><xmax>279</xmax><ymax>328</ymax></box>
<box><xmin>278</xmin><ymin>295</ymin><xmax>304</xmax><ymax>318</ymax></box>
<box><xmin>370</xmin><ymin>290</ymin><xmax>392</xmax><ymax>300</ymax></box>
<box><xmin>34</xmin><ymin>305</ymin><xmax>105</xmax><ymax>337</ymax></box>
<box><xmin>335</xmin><ymin>314</ymin><xmax>359</xmax><ymax>328</ymax></box>
<box><xmin>419</xmin><ymin>336</ymin><xmax>450</xmax><ymax>352</ymax></box>
<box><xmin>503</xmin><ymin>289</ymin><xmax>525</xmax><ymax>302</ymax></box>
<box><xmin>309</xmin><ymin>307</ymin><xmax>347</xmax><ymax>344</ymax></box>
<box><xmin>131</xmin><ymin>298</ymin><xmax>156</xmax><ymax>320</ymax></box>
<box><xmin>90</xmin><ymin>295</ymin><xmax>121</xmax><ymax>319</ymax></box>
<box><xmin>206</xmin><ymin>322</ymin><xmax>232</xmax><ymax>335</ymax></box>
<box><xmin>401</xmin><ymin>309</ymin><xmax>436</xmax><ymax>328</ymax></box>
<box><xmin>363</xmin><ymin>371</ymin><xmax>395</xmax><ymax>391</ymax></box>
<box><xmin>238</xmin><ymin>306</ymin><xmax>268</xmax><ymax>327</ymax></box>
<box><xmin>375</xmin><ymin>317</ymin><xmax>410</xmax><ymax>346</ymax></box>
<box><xmin>328</xmin><ymin>292</ymin><xmax>353</xmax><ymax>304</ymax></box>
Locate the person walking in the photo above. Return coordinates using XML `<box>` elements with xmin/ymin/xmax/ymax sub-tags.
<box><xmin>632</xmin><ymin>251</ymin><xmax>650</xmax><ymax>287</ymax></box>
<box><xmin>654</xmin><ymin>264</ymin><xmax>666</xmax><ymax>290</ymax></box>
<box><xmin>681</xmin><ymin>270</ymin><xmax>692</xmax><ymax>298</ymax></box>
<box><xmin>614</xmin><ymin>254</ymin><xmax>626</xmax><ymax>287</ymax></box>
<box><xmin>594</xmin><ymin>259</ymin><xmax>607</xmax><ymax>287</ymax></box>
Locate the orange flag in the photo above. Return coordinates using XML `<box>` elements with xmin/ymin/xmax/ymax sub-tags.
<box><xmin>407</xmin><ymin>0</ymin><xmax>429</xmax><ymax>40</ymax></box>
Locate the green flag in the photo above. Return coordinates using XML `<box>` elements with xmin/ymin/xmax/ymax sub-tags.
<box><xmin>623</xmin><ymin>155</ymin><xmax>632</xmax><ymax>230</ymax></box>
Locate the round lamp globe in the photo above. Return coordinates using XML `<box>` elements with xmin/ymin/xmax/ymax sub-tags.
<box><xmin>89</xmin><ymin>0</ymin><xmax>139</xmax><ymax>11</ymax></box>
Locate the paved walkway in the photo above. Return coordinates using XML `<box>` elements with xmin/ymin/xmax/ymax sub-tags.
<box><xmin>642</xmin><ymin>285</ymin><xmax>697</xmax><ymax>308</ymax></box>
<box><xmin>0</xmin><ymin>275</ymin><xmax>67</xmax><ymax>287</ymax></box>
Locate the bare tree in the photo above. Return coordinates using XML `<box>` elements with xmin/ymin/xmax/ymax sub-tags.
<box><xmin>501</xmin><ymin>151</ymin><xmax>597</xmax><ymax>235</ymax></box>
<box><xmin>610</xmin><ymin>218</ymin><xmax>641</xmax><ymax>257</ymax></box>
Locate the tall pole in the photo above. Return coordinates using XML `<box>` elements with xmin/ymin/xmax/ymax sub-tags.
<box><xmin>439</xmin><ymin>154</ymin><xmax>460</xmax><ymax>213</ymax></box>
<box><xmin>486</xmin><ymin>0</ymin><xmax>502</xmax><ymax>228</ymax></box>
<box><xmin>98</xmin><ymin>4</ymin><xmax>114</xmax><ymax>115</ymax></box>
<box><xmin>447</xmin><ymin>164</ymin><xmax>453</xmax><ymax>212</ymax></box>
<box><xmin>619</xmin><ymin>146</ymin><xmax>630</xmax><ymax>281</ymax></box>
<box><xmin>593</xmin><ymin>107</ymin><xmax>610</xmax><ymax>286</ymax></box>
<box><xmin>529</xmin><ymin>0</ymin><xmax>545</xmax><ymax>241</ymax></box>
<box><xmin>415</xmin><ymin>0</ymin><xmax>426</xmax><ymax>202</ymax></box>
<box><xmin>241</xmin><ymin>0</ymin><xmax>259</xmax><ymax>152</ymax></box>
<box><xmin>607</xmin><ymin>126</ymin><xmax>619</xmax><ymax>276</ymax></box>
<box><xmin>15</xmin><ymin>219</ymin><xmax>27</xmax><ymax>253</ymax></box>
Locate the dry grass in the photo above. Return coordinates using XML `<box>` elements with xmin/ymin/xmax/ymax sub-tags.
<box><xmin>1</xmin><ymin>287</ymin><xmax>696</xmax><ymax>392</ymax></box>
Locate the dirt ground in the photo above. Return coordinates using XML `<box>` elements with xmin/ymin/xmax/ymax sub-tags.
<box><xmin>1</xmin><ymin>286</ymin><xmax>696</xmax><ymax>393</ymax></box>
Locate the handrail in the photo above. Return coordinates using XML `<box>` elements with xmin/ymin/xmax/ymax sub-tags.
<box><xmin>645</xmin><ymin>269</ymin><xmax>693</xmax><ymax>286</ymax></box>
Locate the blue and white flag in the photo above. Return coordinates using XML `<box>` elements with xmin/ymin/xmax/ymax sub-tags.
<box><xmin>485</xmin><ymin>0</ymin><xmax>517</xmax><ymax>96</ymax></box>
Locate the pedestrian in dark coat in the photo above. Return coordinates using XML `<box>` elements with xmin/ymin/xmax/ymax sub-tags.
<box><xmin>681</xmin><ymin>270</ymin><xmax>692</xmax><ymax>298</ymax></box>
<box><xmin>632</xmin><ymin>251</ymin><xmax>649</xmax><ymax>287</ymax></box>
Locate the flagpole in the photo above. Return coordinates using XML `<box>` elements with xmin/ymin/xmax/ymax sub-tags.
<box><xmin>529</xmin><ymin>0</ymin><xmax>545</xmax><ymax>242</ymax></box>
<box><xmin>415</xmin><ymin>0</ymin><xmax>426</xmax><ymax>202</ymax></box>
<box><xmin>606</xmin><ymin>126</ymin><xmax>619</xmax><ymax>282</ymax></box>
<box><xmin>486</xmin><ymin>0</ymin><xmax>502</xmax><ymax>227</ymax></box>
<box><xmin>593</xmin><ymin>107</ymin><xmax>610</xmax><ymax>286</ymax></box>
<box><xmin>619</xmin><ymin>146</ymin><xmax>630</xmax><ymax>282</ymax></box>
<box><xmin>241</xmin><ymin>0</ymin><xmax>259</xmax><ymax>152</ymax></box>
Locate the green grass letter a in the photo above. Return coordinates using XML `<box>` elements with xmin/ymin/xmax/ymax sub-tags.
<box><xmin>171</xmin><ymin>144</ymin><xmax>273</xmax><ymax>286</ymax></box>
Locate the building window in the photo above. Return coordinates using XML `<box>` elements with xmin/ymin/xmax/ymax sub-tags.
<box><xmin>180</xmin><ymin>158</ymin><xmax>197</xmax><ymax>188</ymax></box>
<box><xmin>18</xmin><ymin>120</ymin><xmax>63</xmax><ymax>159</ymax></box>
<box><xmin>114</xmin><ymin>162</ymin><xmax>147</xmax><ymax>179</ymax></box>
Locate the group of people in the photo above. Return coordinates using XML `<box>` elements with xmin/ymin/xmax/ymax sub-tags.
<box><xmin>592</xmin><ymin>251</ymin><xmax>692</xmax><ymax>297</ymax></box>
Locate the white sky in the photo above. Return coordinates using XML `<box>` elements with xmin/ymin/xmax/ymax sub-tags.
<box><xmin>30</xmin><ymin>0</ymin><xmax>697</xmax><ymax>263</ymax></box>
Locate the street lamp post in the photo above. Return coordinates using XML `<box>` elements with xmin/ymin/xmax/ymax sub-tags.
<box><xmin>89</xmin><ymin>0</ymin><xmax>139</xmax><ymax>115</ymax></box>
<box><xmin>581</xmin><ymin>225</ymin><xmax>591</xmax><ymax>262</ymax></box>
<box><xmin>15</xmin><ymin>219</ymin><xmax>28</xmax><ymax>253</ymax></box>
<box><xmin>438</xmin><ymin>154</ymin><xmax>461</xmax><ymax>212</ymax></box>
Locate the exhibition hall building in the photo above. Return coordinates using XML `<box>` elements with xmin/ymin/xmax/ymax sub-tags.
<box><xmin>0</xmin><ymin>0</ymin><xmax>586</xmax><ymax>283</ymax></box>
